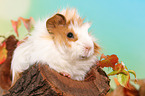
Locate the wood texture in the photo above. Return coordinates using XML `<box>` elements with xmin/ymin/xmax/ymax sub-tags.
<box><xmin>4</xmin><ymin>64</ymin><xmax>110</xmax><ymax>96</ymax></box>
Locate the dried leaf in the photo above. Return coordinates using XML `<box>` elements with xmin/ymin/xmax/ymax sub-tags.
<box><xmin>11</xmin><ymin>19</ymin><xmax>21</xmax><ymax>37</ymax></box>
<box><xmin>114</xmin><ymin>63</ymin><xmax>124</xmax><ymax>72</ymax></box>
<box><xmin>19</xmin><ymin>17</ymin><xmax>35</xmax><ymax>32</ymax></box>
<box><xmin>108</xmin><ymin>70</ymin><xmax>120</xmax><ymax>76</ymax></box>
<box><xmin>0</xmin><ymin>42</ymin><xmax>7</xmax><ymax>64</ymax></box>
<box><xmin>99</xmin><ymin>54</ymin><xmax>119</xmax><ymax>69</ymax></box>
<box><xmin>117</xmin><ymin>70</ymin><xmax>130</xmax><ymax>88</ymax></box>
<box><xmin>98</xmin><ymin>54</ymin><xmax>137</xmax><ymax>89</ymax></box>
<box><xmin>128</xmin><ymin>70</ymin><xmax>137</xmax><ymax>82</ymax></box>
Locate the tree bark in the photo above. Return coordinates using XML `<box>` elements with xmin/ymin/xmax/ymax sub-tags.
<box><xmin>4</xmin><ymin>64</ymin><xmax>110</xmax><ymax>96</ymax></box>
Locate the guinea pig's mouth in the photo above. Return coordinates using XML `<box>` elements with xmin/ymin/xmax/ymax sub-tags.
<box><xmin>79</xmin><ymin>52</ymin><xmax>94</xmax><ymax>60</ymax></box>
<box><xmin>80</xmin><ymin>55</ymin><xmax>89</xmax><ymax>60</ymax></box>
<box><xmin>80</xmin><ymin>56</ymin><xmax>87</xmax><ymax>59</ymax></box>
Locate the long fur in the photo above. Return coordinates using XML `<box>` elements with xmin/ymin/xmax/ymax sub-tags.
<box><xmin>11</xmin><ymin>8</ymin><xmax>99</xmax><ymax>84</ymax></box>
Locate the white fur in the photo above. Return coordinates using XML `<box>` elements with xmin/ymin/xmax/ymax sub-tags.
<box><xmin>11</xmin><ymin>9</ymin><xmax>98</xmax><ymax>83</ymax></box>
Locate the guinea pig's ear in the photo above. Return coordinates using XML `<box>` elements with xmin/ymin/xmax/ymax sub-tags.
<box><xmin>46</xmin><ymin>14</ymin><xmax>66</xmax><ymax>29</ymax></box>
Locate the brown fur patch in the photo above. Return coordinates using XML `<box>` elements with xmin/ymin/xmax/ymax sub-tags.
<box><xmin>46</xmin><ymin>14</ymin><xmax>78</xmax><ymax>47</ymax></box>
<box><xmin>94</xmin><ymin>42</ymin><xmax>100</xmax><ymax>55</ymax></box>
<box><xmin>48</xmin><ymin>25</ymin><xmax>78</xmax><ymax>47</ymax></box>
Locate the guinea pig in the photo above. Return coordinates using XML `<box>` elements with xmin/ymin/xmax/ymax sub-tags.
<box><xmin>11</xmin><ymin>8</ymin><xmax>100</xmax><ymax>85</ymax></box>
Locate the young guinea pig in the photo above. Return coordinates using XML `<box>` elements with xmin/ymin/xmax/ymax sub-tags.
<box><xmin>11</xmin><ymin>8</ymin><xmax>100</xmax><ymax>85</ymax></box>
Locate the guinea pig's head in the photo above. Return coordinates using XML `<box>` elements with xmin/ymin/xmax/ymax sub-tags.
<box><xmin>46</xmin><ymin>10</ymin><xmax>100</xmax><ymax>60</ymax></box>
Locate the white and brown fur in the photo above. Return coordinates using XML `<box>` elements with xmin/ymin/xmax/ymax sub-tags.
<box><xmin>11</xmin><ymin>8</ymin><xmax>100</xmax><ymax>85</ymax></box>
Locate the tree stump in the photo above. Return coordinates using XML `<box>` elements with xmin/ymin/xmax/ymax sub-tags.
<box><xmin>4</xmin><ymin>64</ymin><xmax>110</xmax><ymax>96</ymax></box>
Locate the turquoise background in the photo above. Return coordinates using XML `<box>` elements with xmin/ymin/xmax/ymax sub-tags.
<box><xmin>0</xmin><ymin>0</ymin><xmax>145</xmax><ymax>88</ymax></box>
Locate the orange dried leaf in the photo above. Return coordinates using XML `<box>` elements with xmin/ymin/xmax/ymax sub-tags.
<box><xmin>0</xmin><ymin>42</ymin><xmax>7</xmax><ymax>64</ymax></box>
<box><xmin>99</xmin><ymin>54</ymin><xmax>137</xmax><ymax>89</ymax></box>
<box><xmin>11</xmin><ymin>19</ymin><xmax>21</xmax><ymax>37</ymax></box>
<box><xmin>99</xmin><ymin>54</ymin><xmax>119</xmax><ymax>69</ymax></box>
<box><xmin>114</xmin><ymin>63</ymin><xmax>125</xmax><ymax>71</ymax></box>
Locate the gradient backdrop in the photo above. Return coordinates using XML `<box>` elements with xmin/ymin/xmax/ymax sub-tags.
<box><xmin>0</xmin><ymin>0</ymin><xmax>145</xmax><ymax>88</ymax></box>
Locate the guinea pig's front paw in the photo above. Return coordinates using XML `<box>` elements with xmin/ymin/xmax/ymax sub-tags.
<box><xmin>60</xmin><ymin>72</ymin><xmax>71</xmax><ymax>78</ymax></box>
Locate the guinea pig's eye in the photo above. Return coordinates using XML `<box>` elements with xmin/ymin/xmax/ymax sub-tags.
<box><xmin>67</xmin><ymin>32</ymin><xmax>74</xmax><ymax>38</ymax></box>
